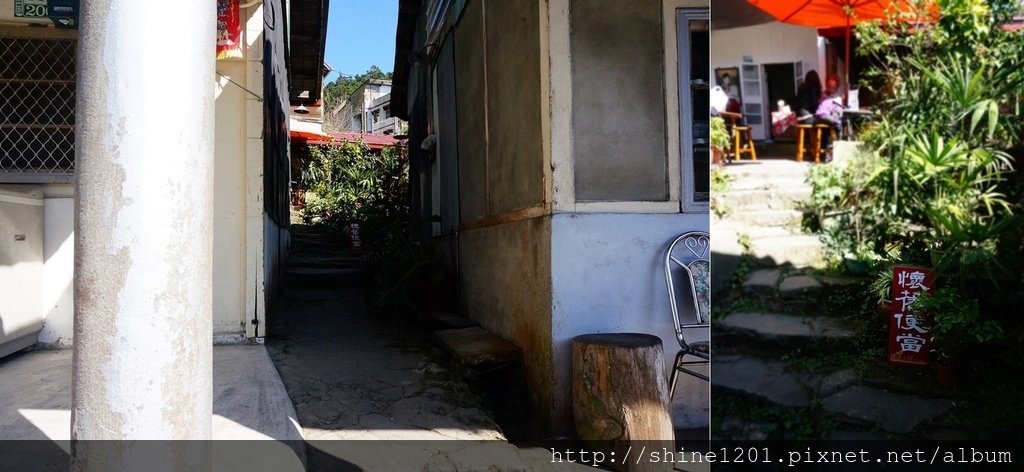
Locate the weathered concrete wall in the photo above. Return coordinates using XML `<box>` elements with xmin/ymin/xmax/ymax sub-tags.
<box><xmin>570</xmin><ymin>0</ymin><xmax>668</xmax><ymax>202</ymax></box>
<box><xmin>453</xmin><ymin>0</ymin><xmax>554</xmax><ymax>433</ymax></box>
<box><xmin>261</xmin><ymin>0</ymin><xmax>292</xmax><ymax>327</ymax></box>
<box><xmin>454</xmin><ymin>0</ymin><xmax>546</xmax><ymax>221</ymax></box>
<box><xmin>458</xmin><ymin>216</ymin><xmax>554</xmax><ymax>434</ymax></box>
<box><xmin>550</xmin><ymin>212</ymin><xmax>709</xmax><ymax>431</ymax></box>
<box><xmin>484</xmin><ymin>0</ymin><xmax>545</xmax><ymax>214</ymax></box>
<box><xmin>454</xmin><ymin>0</ymin><xmax>488</xmax><ymax>222</ymax></box>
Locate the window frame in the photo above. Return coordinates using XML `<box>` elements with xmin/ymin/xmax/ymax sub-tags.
<box><xmin>674</xmin><ymin>7</ymin><xmax>710</xmax><ymax>213</ymax></box>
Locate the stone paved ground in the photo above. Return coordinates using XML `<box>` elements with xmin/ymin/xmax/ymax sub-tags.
<box><xmin>267</xmin><ymin>283</ymin><xmax>502</xmax><ymax>442</ymax></box>
<box><xmin>265</xmin><ymin>228</ymin><xmax>609</xmax><ymax>471</ymax></box>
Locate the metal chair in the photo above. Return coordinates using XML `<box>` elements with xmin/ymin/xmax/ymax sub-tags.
<box><xmin>665</xmin><ymin>231</ymin><xmax>710</xmax><ymax>398</ymax></box>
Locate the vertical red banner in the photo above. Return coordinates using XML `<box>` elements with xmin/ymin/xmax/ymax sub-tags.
<box><xmin>217</xmin><ymin>0</ymin><xmax>243</xmax><ymax>59</ymax></box>
<box><xmin>888</xmin><ymin>265</ymin><xmax>937</xmax><ymax>367</ymax></box>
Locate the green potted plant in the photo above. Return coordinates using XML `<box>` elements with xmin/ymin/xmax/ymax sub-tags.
<box><xmin>710</xmin><ymin>116</ymin><xmax>730</xmax><ymax>165</ymax></box>
<box><xmin>844</xmin><ymin>240</ymin><xmax>883</xmax><ymax>276</ymax></box>
<box><xmin>911</xmin><ymin>288</ymin><xmax>1004</xmax><ymax>387</ymax></box>
<box><xmin>868</xmin><ymin>267</ymin><xmax>893</xmax><ymax>320</ymax></box>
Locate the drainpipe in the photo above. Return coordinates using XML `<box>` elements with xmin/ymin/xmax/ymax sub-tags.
<box><xmin>72</xmin><ymin>0</ymin><xmax>215</xmax><ymax>468</ymax></box>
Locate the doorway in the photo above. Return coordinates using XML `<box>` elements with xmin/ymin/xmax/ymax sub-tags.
<box><xmin>763</xmin><ymin>63</ymin><xmax>797</xmax><ymax>141</ymax></box>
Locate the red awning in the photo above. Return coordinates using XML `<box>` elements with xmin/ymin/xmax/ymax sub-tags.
<box><xmin>311</xmin><ymin>131</ymin><xmax>401</xmax><ymax>150</ymax></box>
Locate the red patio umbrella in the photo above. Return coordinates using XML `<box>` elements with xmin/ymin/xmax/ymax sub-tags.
<box><xmin>747</xmin><ymin>0</ymin><xmax>934</xmax><ymax>102</ymax></box>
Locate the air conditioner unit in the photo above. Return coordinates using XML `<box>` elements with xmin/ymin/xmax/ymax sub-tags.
<box><xmin>0</xmin><ymin>187</ymin><xmax>44</xmax><ymax>359</ymax></box>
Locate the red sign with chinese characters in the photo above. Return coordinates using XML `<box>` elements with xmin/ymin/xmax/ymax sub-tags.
<box><xmin>217</xmin><ymin>0</ymin><xmax>242</xmax><ymax>59</ymax></box>
<box><xmin>888</xmin><ymin>265</ymin><xmax>937</xmax><ymax>367</ymax></box>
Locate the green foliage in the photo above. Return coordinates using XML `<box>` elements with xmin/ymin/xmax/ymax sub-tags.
<box><xmin>711</xmin><ymin>167</ymin><xmax>733</xmax><ymax>218</ymax></box>
<box><xmin>710</xmin><ymin>116</ymin><xmax>731</xmax><ymax>151</ymax></box>
<box><xmin>362</xmin><ymin>215</ymin><xmax>449</xmax><ymax>316</ymax></box>
<box><xmin>806</xmin><ymin>0</ymin><xmax>1023</xmax><ymax>283</ymax></box>
<box><xmin>804</xmin><ymin>150</ymin><xmax>890</xmax><ymax>269</ymax></box>
<box><xmin>298</xmin><ymin>141</ymin><xmax>449</xmax><ymax>317</ymax></box>
<box><xmin>868</xmin><ymin>267</ymin><xmax>894</xmax><ymax>303</ymax></box>
<box><xmin>912</xmin><ymin>287</ymin><xmax>1004</xmax><ymax>361</ymax></box>
<box><xmin>300</xmin><ymin>142</ymin><xmax>408</xmax><ymax>227</ymax></box>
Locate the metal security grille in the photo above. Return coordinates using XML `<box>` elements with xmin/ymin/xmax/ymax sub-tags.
<box><xmin>0</xmin><ymin>35</ymin><xmax>77</xmax><ymax>182</ymax></box>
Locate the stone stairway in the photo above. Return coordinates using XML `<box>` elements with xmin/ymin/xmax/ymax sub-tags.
<box><xmin>711</xmin><ymin>267</ymin><xmax>960</xmax><ymax>440</ymax></box>
<box><xmin>712</xmin><ymin>159</ymin><xmax>824</xmax><ymax>290</ymax></box>
<box><xmin>286</xmin><ymin>225</ymin><xmax>365</xmax><ymax>289</ymax></box>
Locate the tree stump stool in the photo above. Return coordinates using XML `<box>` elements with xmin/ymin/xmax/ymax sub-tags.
<box><xmin>572</xmin><ymin>333</ymin><xmax>673</xmax><ymax>472</ymax></box>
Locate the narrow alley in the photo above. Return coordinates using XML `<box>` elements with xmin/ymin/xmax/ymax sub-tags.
<box><xmin>266</xmin><ymin>225</ymin><xmax>591</xmax><ymax>471</ymax></box>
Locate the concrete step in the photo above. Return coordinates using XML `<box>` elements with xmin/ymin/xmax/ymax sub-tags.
<box><xmin>731</xmin><ymin>209</ymin><xmax>805</xmax><ymax>228</ymax></box>
<box><xmin>288</xmin><ymin>254</ymin><xmax>363</xmax><ymax>270</ymax></box>
<box><xmin>434</xmin><ymin>327</ymin><xmax>522</xmax><ymax>368</ymax></box>
<box><xmin>723</xmin><ymin>159</ymin><xmax>813</xmax><ymax>179</ymax></box>
<box><xmin>722</xmin><ymin>186</ymin><xmax>811</xmax><ymax>212</ymax></box>
<box><xmin>285</xmin><ymin>267</ymin><xmax>363</xmax><ymax>289</ymax></box>
<box><xmin>740</xmin><ymin>269</ymin><xmax>824</xmax><ymax>297</ymax></box>
<box><xmin>747</xmin><ymin>234</ymin><xmax>825</xmax><ymax>268</ymax></box>
<box><xmin>716</xmin><ymin>312</ymin><xmax>857</xmax><ymax>347</ymax></box>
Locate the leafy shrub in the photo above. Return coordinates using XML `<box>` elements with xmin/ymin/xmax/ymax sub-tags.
<box><xmin>300</xmin><ymin>142</ymin><xmax>409</xmax><ymax>228</ymax></box>
<box><xmin>298</xmin><ymin>141</ymin><xmax>450</xmax><ymax>317</ymax></box>
<box><xmin>805</xmin><ymin>0</ymin><xmax>1023</xmax><ymax>282</ymax></box>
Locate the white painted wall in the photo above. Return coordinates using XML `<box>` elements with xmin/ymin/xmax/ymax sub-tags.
<box><xmin>711</xmin><ymin>22</ymin><xmax>821</xmax><ymax>72</ymax></box>
<box><xmin>214</xmin><ymin>59</ymin><xmax>250</xmax><ymax>339</ymax></box>
<box><xmin>38</xmin><ymin>196</ymin><xmax>74</xmax><ymax>348</ymax></box>
<box><xmin>213</xmin><ymin>2</ymin><xmax>273</xmax><ymax>341</ymax></box>
<box><xmin>550</xmin><ymin>212</ymin><xmax>710</xmax><ymax>429</ymax></box>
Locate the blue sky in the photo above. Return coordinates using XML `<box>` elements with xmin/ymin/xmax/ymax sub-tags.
<box><xmin>323</xmin><ymin>1</ymin><xmax>399</xmax><ymax>82</ymax></box>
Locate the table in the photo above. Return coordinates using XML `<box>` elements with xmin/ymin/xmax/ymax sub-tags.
<box><xmin>841</xmin><ymin>109</ymin><xmax>875</xmax><ymax>140</ymax></box>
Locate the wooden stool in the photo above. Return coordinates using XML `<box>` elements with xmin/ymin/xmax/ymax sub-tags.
<box><xmin>812</xmin><ymin>124</ymin><xmax>837</xmax><ymax>163</ymax></box>
<box><xmin>795</xmin><ymin>124</ymin><xmax>813</xmax><ymax>162</ymax></box>
<box><xmin>733</xmin><ymin>125</ymin><xmax>757</xmax><ymax>161</ymax></box>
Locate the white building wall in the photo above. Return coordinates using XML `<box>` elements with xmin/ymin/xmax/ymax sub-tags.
<box><xmin>211</xmin><ymin>3</ymin><xmax>273</xmax><ymax>341</ymax></box>
<box><xmin>711</xmin><ymin>22</ymin><xmax>821</xmax><ymax>72</ymax></box>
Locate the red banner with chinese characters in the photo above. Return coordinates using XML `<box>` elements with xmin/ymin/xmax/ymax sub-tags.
<box><xmin>888</xmin><ymin>265</ymin><xmax>937</xmax><ymax>367</ymax></box>
<box><xmin>217</xmin><ymin>0</ymin><xmax>242</xmax><ymax>59</ymax></box>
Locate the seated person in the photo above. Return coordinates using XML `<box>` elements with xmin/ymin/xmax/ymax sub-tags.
<box><xmin>823</xmin><ymin>74</ymin><xmax>844</xmax><ymax>102</ymax></box>
<box><xmin>794</xmin><ymin>70</ymin><xmax>822</xmax><ymax>123</ymax></box>
<box><xmin>814</xmin><ymin>92</ymin><xmax>844</xmax><ymax>160</ymax></box>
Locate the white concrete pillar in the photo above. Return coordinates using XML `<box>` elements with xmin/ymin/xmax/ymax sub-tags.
<box><xmin>72</xmin><ymin>0</ymin><xmax>216</xmax><ymax>466</ymax></box>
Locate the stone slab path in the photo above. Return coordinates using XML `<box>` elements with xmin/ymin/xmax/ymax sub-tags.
<box><xmin>267</xmin><ymin>284</ymin><xmax>503</xmax><ymax>441</ymax></box>
<box><xmin>265</xmin><ymin>231</ymin><xmax>603</xmax><ymax>471</ymax></box>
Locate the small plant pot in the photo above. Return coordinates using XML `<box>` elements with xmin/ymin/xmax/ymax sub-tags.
<box><xmin>877</xmin><ymin>300</ymin><xmax>892</xmax><ymax>322</ymax></box>
<box><xmin>712</xmin><ymin>148</ymin><xmax>724</xmax><ymax>165</ymax></box>
<box><xmin>935</xmin><ymin>361</ymin><xmax>962</xmax><ymax>387</ymax></box>
<box><xmin>845</xmin><ymin>258</ymin><xmax>869</xmax><ymax>276</ymax></box>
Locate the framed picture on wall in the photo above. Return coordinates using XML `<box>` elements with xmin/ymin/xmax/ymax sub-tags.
<box><xmin>715</xmin><ymin>67</ymin><xmax>741</xmax><ymax>113</ymax></box>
